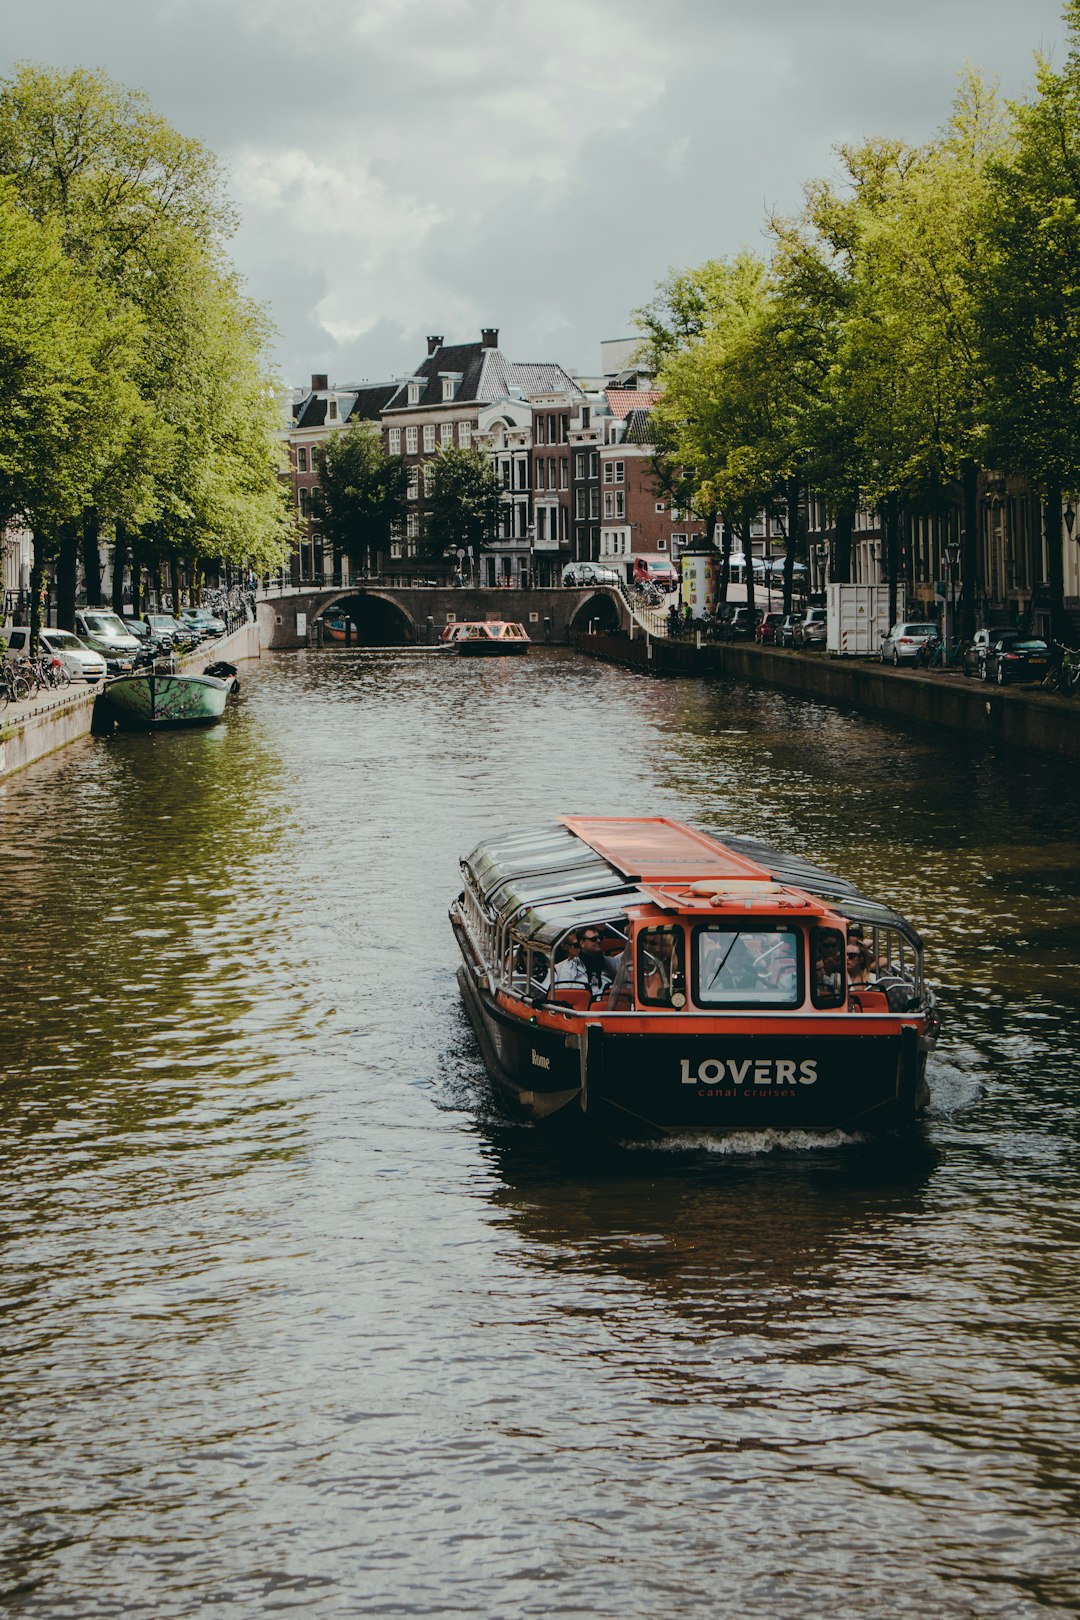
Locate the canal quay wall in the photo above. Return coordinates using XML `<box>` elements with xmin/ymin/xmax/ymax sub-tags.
<box><xmin>0</xmin><ymin>622</ymin><xmax>261</xmax><ymax>781</ymax></box>
<box><xmin>577</xmin><ymin>629</ymin><xmax>1080</xmax><ymax>764</ymax></box>
<box><xmin>257</xmin><ymin>584</ymin><xmax>626</xmax><ymax>648</ymax></box>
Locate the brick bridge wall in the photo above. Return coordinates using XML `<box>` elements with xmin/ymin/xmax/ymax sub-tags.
<box><xmin>257</xmin><ymin>586</ymin><xmax>628</xmax><ymax>650</ymax></box>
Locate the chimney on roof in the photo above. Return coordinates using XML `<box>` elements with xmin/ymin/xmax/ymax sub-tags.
<box><xmin>481</xmin><ymin>327</ymin><xmax>499</xmax><ymax>349</ymax></box>
<box><xmin>426</xmin><ymin>335</ymin><xmax>443</xmax><ymax>357</ymax></box>
<box><xmin>311</xmin><ymin>373</ymin><xmax>328</xmax><ymax>391</ymax></box>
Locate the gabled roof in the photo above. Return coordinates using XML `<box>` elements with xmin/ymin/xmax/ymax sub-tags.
<box><xmin>292</xmin><ymin>381</ymin><xmax>397</xmax><ymax>430</ymax></box>
<box><xmin>622</xmin><ymin>407</ymin><xmax>656</xmax><ymax>445</ymax></box>
<box><xmin>383</xmin><ymin>340</ymin><xmax>582</xmax><ymax>412</ymax></box>
<box><xmin>605</xmin><ymin>388</ymin><xmax>662</xmax><ymax>420</ymax></box>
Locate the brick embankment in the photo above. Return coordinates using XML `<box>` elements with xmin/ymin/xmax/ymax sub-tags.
<box><xmin>575</xmin><ymin>630</ymin><xmax>1080</xmax><ymax>763</ymax></box>
<box><xmin>0</xmin><ymin>622</ymin><xmax>261</xmax><ymax>781</ymax></box>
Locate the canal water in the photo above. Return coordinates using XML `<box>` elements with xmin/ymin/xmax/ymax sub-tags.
<box><xmin>1</xmin><ymin>647</ymin><xmax>1078</xmax><ymax>1618</ymax></box>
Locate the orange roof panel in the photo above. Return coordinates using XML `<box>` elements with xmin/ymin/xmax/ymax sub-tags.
<box><xmin>561</xmin><ymin>816</ymin><xmax>772</xmax><ymax>883</ymax></box>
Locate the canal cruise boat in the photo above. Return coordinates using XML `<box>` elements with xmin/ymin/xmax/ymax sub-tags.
<box><xmin>441</xmin><ymin>620</ymin><xmax>531</xmax><ymax>656</ymax></box>
<box><xmin>450</xmin><ymin>816</ymin><xmax>939</xmax><ymax>1136</ymax></box>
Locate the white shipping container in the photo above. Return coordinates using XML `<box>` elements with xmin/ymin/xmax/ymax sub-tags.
<box><xmin>826</xmin><ymin>583</ymin><xmax>891</xmax><ymax>656</ymax></box>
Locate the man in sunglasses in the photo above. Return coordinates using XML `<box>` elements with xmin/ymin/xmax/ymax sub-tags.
<box><xmin>577</xmin><ymin>929</ymin><xmax>620</xmax><ymax>996</ymax></box>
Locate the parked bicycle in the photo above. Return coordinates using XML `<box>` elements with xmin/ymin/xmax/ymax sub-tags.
<box><xmin>1040</xmin><ymin>643</ymin><xmax>1080</xmax><ymax>696</ymax></box>
<box><xmin>30</xmin><ymin>654</ymin><xmax>72</xmax><ymax>691</ymax></box>
<box><xmin>0</xmin><ymin>661</ymin><xmax>32</xmax><ymax>708</ymax></box>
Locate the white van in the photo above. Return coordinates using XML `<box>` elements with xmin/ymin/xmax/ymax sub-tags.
<box><xmin>4</xmin><ymin>627</ymin><xmax>108</xmax><ymax>682</ymax></box>
<box><xmin>74</xmin><ymin>609</ymin><xmax>142</xmax><ymax>662</ymax></box>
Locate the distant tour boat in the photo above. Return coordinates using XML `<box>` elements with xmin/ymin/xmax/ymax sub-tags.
<box><xmin>450</xmin><ymin>816</ymin><xmax>939</xmax><ymax>1135</ymax></box>
<box><xmin>442</xmin><ymin>620</ymin><xmax>530</xmax><ymax>656</ymax></box>
<box><xmin>101</xmin><ymin>670</ymin><xmax>231</xmax><ymax>729</ymax></box>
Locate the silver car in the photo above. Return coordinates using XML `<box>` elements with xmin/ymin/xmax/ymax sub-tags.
<box><xmin>3</xmin><ymin>627</ymin><xmax>108</xmax><ymax>682</ymax></box>
<box><xmin>880</xmin><ymin>621</ymin><xmax>938</xmax><ymax>666</ymax></box>
<box><xmin>562</xmin><ymin>562</ymin><xmax>623</xmax><ymax>587</ymax></box>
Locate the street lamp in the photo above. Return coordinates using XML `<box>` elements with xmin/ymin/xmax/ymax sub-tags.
<box><xmin>945</xmin><ymin>538</ymin><xmax>961</xmax><ymax>661</ymax></box>
<box><xmin>815</xmin><ymin>541</ymin><xmax>828</xmax><ymax>597</ymax></box>
<box><xmin>1065</xmin><ymin>504</ymin><xmax>1075</xmax><ymax>541</ymax></box>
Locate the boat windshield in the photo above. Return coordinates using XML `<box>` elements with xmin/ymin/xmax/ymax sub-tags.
<box><xmin>693</xmin><ymin>924</ymin><xmax>802</xmax><ymax>1007</ymax></box>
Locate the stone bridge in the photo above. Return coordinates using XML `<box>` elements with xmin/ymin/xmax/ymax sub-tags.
<box><xmin>256</xmin><ymin>583</ymin><xmax>630</xmax><ymax>650</ymax></box>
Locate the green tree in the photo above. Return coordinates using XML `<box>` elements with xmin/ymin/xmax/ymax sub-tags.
<box><xmin>314</xmin><ymin>419</ymin><xmax>408</xmax><ymax>572</ymax></box>
<box><xmin>422</xmin><ymin>443</ymin><xmax>502</xmax><ymax>563</ymax></box>
<box><xmin>977</xmin><ymin>9</ymin><xmax>1080</xmax><ymax>640</ymax></box>
<box><xmin>0</xmin><ymin>65</ymin><xmax>289</xmax><ymax>620</ymax></box>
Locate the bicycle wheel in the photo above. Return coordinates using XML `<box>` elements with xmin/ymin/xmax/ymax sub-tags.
<box><xmin>54</xmin><ymin>665</ymin><xmax>72</xmax><ymax>689</ymax></box>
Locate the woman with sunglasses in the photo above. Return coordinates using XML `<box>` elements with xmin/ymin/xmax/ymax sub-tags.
<box><xmin>846</xmin><ymin>938</ymin><xmax>873</xmax><ymax>989</ymax></box>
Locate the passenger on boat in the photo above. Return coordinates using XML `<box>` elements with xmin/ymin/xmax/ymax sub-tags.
<box><xmin>812</xmin><ymin>931</ymin><xmax>845</xmax><ymax>1001</ymax></box>
<box><xmin>578</xmin><ymin>928</ymin><xmax>620</xmax><ymax>995</ymax></box>
<box><xmin>846</xmin><ymin>938</ymin><xmax>873</xmax><ymax>988</ymax></box>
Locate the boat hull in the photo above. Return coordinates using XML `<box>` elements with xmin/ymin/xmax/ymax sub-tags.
<box><xmin>102</xmin><ymin>672</ymin><xmax>229</xmax><ymax>729</ymax></box>
<box><xmin>455</xmin><ymin>640</ymin><xmax>530</xmax><ymax>656</ymax></box>
<box><xmin>458</xmin><ymin>967</ymin><xmax>928</xmax><ymax>1136</ymax></box>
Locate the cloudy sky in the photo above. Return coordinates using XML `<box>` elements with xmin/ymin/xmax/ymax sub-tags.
<box><xmin>3</xmin><ymin>0</ymin><xmax>1070</xmax><ymax>388</ymax></box>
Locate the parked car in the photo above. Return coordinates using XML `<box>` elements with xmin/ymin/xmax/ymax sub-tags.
<box><xmin>983</xmin><ymin>635</ymin><xmax>1052</xmax><ymax>685</ymax></box>
<box><xmin>962</xmin><ymin>626</ymin><xmax>1020</xmax><ymax>679</ymax></box>
<box><xmin>632</xmin><ymin>557</ymin><xmax>679</xmax><ymax>592</ymax></box>
<box><xmin>561</xmin><ymin>561</ymin><xmax>623</xmax><ymax>587</ymax></box>
<box><xmin>730</xmin><ymin>606</ymin><xmax>764</xmax><ymax>638</ymax></box>
<box><xmin>879</xmin><ymin>621</ymin><xmax>939</xmax><ymax>666</ymax></box>
<box><xmin>143</xmin><ymin>613</ymin><xmax>200</xmax><ymax>650</ymax></box>
<box><xmin>3</xmin><ymin>627</ymin><xmax>108</xmax><ymax>682</ymax></box>
<box><xmin>180</xmin><ymin>607</ymin><xmax>226</xmax><ymax>637</ymax></box>
<box><xmin>754</xmin><ymin>611</ymin><xmax>785</xmax><ymax>645</ymax></box>
<box><xmin>777</xmin><ymin>613</ymin><xmax>803</xmax><ymax>648</ymax></box>
<box><xmin>794</xmin><ymin>607</ymin><xmax>828</xmax><ymax>649</ymax></box>
<box><xmin>74</xmin><ymin>609</ymin><xmax>142</xmax><ymax>673</ymax></box>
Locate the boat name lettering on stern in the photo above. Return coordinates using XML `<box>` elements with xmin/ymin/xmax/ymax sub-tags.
<box><xmin>679</xmin><ymin>1057</ymin><xmax>818</xmax><ymax>1086</ymax></box>
<box><xmin>531</xmin><ymin>1049</ymin><xmax>551</xmax><ymax>1070</ymax></box>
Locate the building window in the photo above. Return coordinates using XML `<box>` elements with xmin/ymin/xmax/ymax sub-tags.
<box><xmin>535</xmin><ymin>460</ymin><xmax>546</xmax><ymax>491</ymax></box>
<box><xmin>560</xmin><ymin>505</ymin><xmax>569</xmax><ymax>540</ymax></box>
<box><xmin>582</xmin><ymin>406</ymin><xmax>591</xmax><ymax>429</ymax></box>
<box><xmin>408</xmin><ymin>382</ymin><xmax>420</xmax><ymax>405</ymax></box>
<box><xmin>441</xmin><ymin>422</ymin><xmax>453</xmax><ymax>446</ymax></box>
<box><xmin>560</xmin><ymin>458</ymin><xmax>569</xmax><ymax>490</ymax></box>
<box><xmin>458</xmin><ymin>422</ymin><xmax>471</xmax><ymax>448</ymax></box>
<box><xmin>658</xmin><ymin>537</ymin><xmax>669</xmax><ymax>551</ymax></box>
<box><xmin>516</xmin><ymin>460</ymin><xmax>528</xmax><ymax>489</ymax></box>
<box><xmin>589</xmin><ymin>487</ymin><xmax>600</xmax><ymax>519</ymax></box>
<box><xmin>575</xmin><ymin>451</ymin><xmax>588</xmax><ymax>480</ymax></box>
<box><xmin>297</xmin><ymin>447</ymin><xmax>308</xmax><ymax>473</ymax></box>
<box><xmin>406</xmin><ymin>427</ymin><xmax>418</xmax><ymax>455</ymax></box>
<box><xmin>407</xmin><ymin>466</ymin><xmax>419</xmax><ymax>499</ymax></box>
<box><xmin>328</xmin><ymin>401</ymin><xmax>338</xmax><ymax>421</ymax></box>
<box><xmin>614</xmin><ymin>491</ymin><xmax>625</xmax><ymax>519</ymax></box>
<box><xmin>670</xmin><ymin>534</ymin><xmax>686</xmax><ymax>550</ymax></box>
<box><xmin>442</xmin><ymin>378</ymin><xmax>454</xmax><ymax>401</ymax></box>
<box><xmin>548</xmin><ymin>457</ymin><xmax>556</xmax><ymax>489</ymax></box>
<box><xmin>655</xmin><ymin>502</ymin><xmax>665</xmax><ymax>513</ymax></box>
<box><xmin>590</xmin><ymin>450</ymin><xmax>599</xmax><ymax>478</ymax></box>
<box><xmin>604</xmin><ymin>462</ymin><xmax>613</xmax><ymax>484</ymax></box>
<box><xmin>604</xmin><ymin>491</ymin><xmax>613</xmax><ymax>519</ymax></box>
<box><xmin>614</xmin><ymin>460</ymin><xmax>625</xmax><ymax>483</ymax></box>
<box><xmin>537</xmin><ymin>509</ymin><xmax>547</xmax><ymax>541</ymax></box>
<box><xmin>298</xmin><ymin>489</ymin><xmax>311</xmax><ymax>516</ymax></box>
<box><xmin>535</xmin><ymin>416</ymin><xmax>546</xmax><ymax>446</ymax></box>
<box><xmin>575</xmin><ymin>488</ymin><xmax>587</xmax><ymax>519</ymax></box>
<box><xmin>500</xmin><ymin>459</ymin><xmax>511</xmax><ymax>490</ymax></box>
<box><xmin>423</xmin><ymin>424</ymin><xmax>436</xmax><ymax>452</ymax></box>
<box><xmin>388</xmin><ymin>428</ymin><xmax>401</xmax><ymax>455</ymax></box>
<box><xmin>548</xmin><ymin>414</ymin><xmax>557</xmax><ymax>443</ymax></box>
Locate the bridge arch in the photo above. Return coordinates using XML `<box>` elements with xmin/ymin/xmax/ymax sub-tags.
<box><xmin>314</xmin><ymin>589</ymin><xmax>416</xmax><ymax>646</ymax></box>
<box><xmin>568</xmin><ymin>590</ymin><xmax>623</xmax><ymax>636</ymax></box>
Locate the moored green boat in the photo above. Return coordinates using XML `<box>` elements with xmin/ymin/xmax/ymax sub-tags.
<box><xmin>101</xmin><ymin>671</ymin><xmax>230</xmax><ymax>729</ymax></box>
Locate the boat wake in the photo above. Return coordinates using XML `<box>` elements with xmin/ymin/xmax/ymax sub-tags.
<box><xmin>627</xmin><ymin>1127</ymin><xmax>866</xmax><ymax>1155</ymax></box>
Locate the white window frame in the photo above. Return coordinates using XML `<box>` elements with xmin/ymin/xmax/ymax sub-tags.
<box><xmin>406</xmin><ymin>426</ymin><xmax>418</xmax><ymax>455</ymax></box>
<box><xmin>458</xmin><ymin>422</ymin><xmax>471</xmax><ymax>448</ymax></box>
<box><xmin>388</xmin><ymin>428</ymin><xmax>401</xmax><ymax>455</ymax></box>
<box><xmin>441</xmin><ymin>422</ymin><xmax>453</xmax><ymax>446</ymax></box>
<box><xmin>423</xmin><ymin>424</ymin><xmax>436</xmax><ymax>453</ymax></box>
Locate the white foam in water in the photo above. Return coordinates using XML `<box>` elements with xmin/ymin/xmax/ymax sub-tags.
<box><xmin>924</xmin><ymin>1052</ymin><xmax>986</xmax><ymax>1118</ymax></box>
<box><xmin>625</xmin><ymin>1127</ymin><xmax>864</xmax><ymax>1155</ymax></box>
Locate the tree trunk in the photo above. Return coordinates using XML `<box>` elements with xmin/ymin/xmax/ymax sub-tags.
<box><xmin>833</xmin><ymin>496</ymin><xmax>855</xmax><ymax>584</ymax></box>
<box><xmin>56</xmin><ymin>520</ymin><xmax>79</xmax><ymax>631</ymax></box>
<box><xmin>131</xmin><ymin>534</ymin><xmax>144</xmax><ymax>618</ymax></box>
<box><xmin>82</xmin><ymin>509</ymin><xmax>103</xmax><ymax>607</ymax></box>
<box><xmin>961</xmin><ymin>459</ymin><xmax>980</xmax><ymax>641</ymax></box>
<box><xmin>742</xmin><ymin>503</ymin><xmax>756</xmax><ymax>620</ymax></box>
<box><xmin>717</xmin><ymin>517</ymin><xmax>731</xmax><ymax>605</ymax></box>
<box><xmin>29</xmin><ymin>533</ymin><xmax>49</xmax><ymax>655</ymax></box>
<box><xmin>112</xmin><ymin>521</ymin><xmax>129</xmax><ymax>615</ymax></box>
<box><xmin>783</xmin><ymin>476</ymin><xmax>800</xmax><ymax>616</ymax></box>
<box><xmin>1044</xmin><ymin>479</ymin><xmax>1068</xmax><ymax>644</ymax></box>
<box><xmin>884</xmin><ymin>495</ymin><xmax>901</xmax><ymax>627</ymax></box>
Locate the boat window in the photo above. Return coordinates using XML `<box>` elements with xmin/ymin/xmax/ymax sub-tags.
<box><xmin>693</xmin><ymin>925</ymin><xmax>801</xmax><ymax>1008</ymax></box>
<box><xmin>810</xmin><ymin>927</ymin><xmax>846</xmax><ymax>1009</ymax></box>
<box><xmin>636</xmin><ymin>926</ymin><xmax>687</xmax><ymax>1008</ymax></box>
